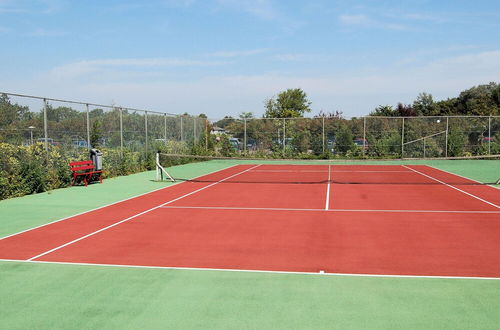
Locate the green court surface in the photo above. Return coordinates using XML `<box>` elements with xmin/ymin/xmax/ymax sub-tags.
<box><xmin>1</xmin><ymin>159</ymin><xmax>499</xmax><ymax>329</ymax></box>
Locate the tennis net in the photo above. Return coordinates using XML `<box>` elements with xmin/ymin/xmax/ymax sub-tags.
<box><xmin>155</xmin><ymin>153</ymin><xmax>500</xmax><ymax>186</ymax></box>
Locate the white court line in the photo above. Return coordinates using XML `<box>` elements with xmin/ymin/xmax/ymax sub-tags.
<box><xmin>26</xmin><ymin>164</ymin><xmax>262</xmax><ymax>261</ymax></box>
<box><xmin>0</xmin><ymin>164</ymin><xmax>241</xmax><ymax>241</ymax></box>
<box><xmin>160</xmin><ymin>205</ymin><xmax>500</xmax><ymax>214</ymax></box>
<box><xmin>402</xmin><ymin>165</ymin><xmax>499</xmax><ymax>209</ymax></box>
<box><xmin>425</xmin><ymin>165</ymin><xmax>500</xmax><ymax>190</ymax></box>
<box><xmin>250</xmin><ymin>170</ymin><xmax>412</xmax><ymax>173</ymax></box>
<box><xmin>325</xmin><ymin>165</ymin><xmax>331</xmax><ymax>210</ymax></box>
<box><xmin>1</xmin><ymin>259</ymin><xmax>498</xmax><ymax>280</ymax></box>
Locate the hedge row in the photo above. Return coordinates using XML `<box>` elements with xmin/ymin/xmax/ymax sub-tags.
<box><xmin>0</xmin><ymin>143</ymin><xmax>156</xmax><ymax>200</ymax></box>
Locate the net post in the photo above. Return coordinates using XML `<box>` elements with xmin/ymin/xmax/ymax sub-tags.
<box><xmin>244</xmin><ymin>118</ymin><xmax>247</xmax><ymax>154</ymax></box>
<box><xmin>119</xmin><ymin>107</ymin><xmax>123</xmax><ymax>158</ymax></box>
<box><xmin>445</xmin><ymin>116</ymin><xmax>449</xmax><ymax>158</ymax></box>
<box><xmin>423</xmin><ymin>138</ymin><xmax>426</xmax><ymax>158</ymax></box>
<box><xmin>401</xmin><ymin>117</ymin><xmax>405</xmax><ymax>158</ymax></box>
<box><xmin>155</xmin><ymin>152</ymin><xmax>175</xmax><ymax>182</ymax></box>
<box><xmin>322</xmin><ymin>116</ymin><xmax>325</xmax><ymax>154</ymax></box>
<box><xmin>86</xmin><ymin>103</ymin><xmax>90</xmax><ymax>151</ymax></box>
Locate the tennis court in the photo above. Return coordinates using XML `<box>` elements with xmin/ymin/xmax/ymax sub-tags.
<box><xmin>1</xmin><ymin>162</ymin><xmax>499</xmax><ymax>279</ymax></box>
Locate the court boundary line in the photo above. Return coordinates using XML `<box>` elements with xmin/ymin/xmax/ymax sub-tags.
<box><xmin>1</xmin><ymin>259</ymin><xmax>498</xmax><ymax>280</ymax></box>
<box><xmin>325</xmin><ymin>165</ymin><xmax>331</xmax><ymax>210</ymax></box>
<box><xmin>26</xmin><ymin>164</ymin><xmax>261</xmax><ymax>261</ymax></box>
<box><xmin>402</xmin><ymin>165</ymin><xmax>499</xmax><ymax>209</ymax></box>
<box><xmin>160</xmin><ymin>205</ymin><xmax>500</xmax><ymax>214</ymax></box>
<box><xmin>425</xmin><ymin>165</ymin><xmax>500</xmax><ymax>190</ymax></box>
<box><xmin>0</xmin><ymin>164</ymin><xmax>242</xmax><ymax>241</ymax></box>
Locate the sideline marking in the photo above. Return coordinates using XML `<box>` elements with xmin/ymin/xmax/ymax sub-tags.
<box><xmin>26</xmin><ymin>165</ymin><xmax>261</xmax><ymax>261</ymax></box>
<box><xmin>0</xmin><ymin>164</ymin><xmax>240</xmax><ymax>241</ymax></box>
<box><xmin>325</xmin><ymin>165</ymin><xmax>331</xmax><ymax>210</ymax></box>
<box><xmin>425</xmin><ymin>165</ymin><xmax>500</xmax><ymax>190</ymax></box>
<box><xmin>403</xmin><ymin>165</ymin><xmax>499</xmax><ymax>209</ymax></box>
<box><xmin>1</xmin><ymin>259</ymin><xmax>499</xmax><ymax>280</ymax></box>
<box><xmin>160</xmin><ymin>205</ymin><xmax>500</xmax><ymax>214</ymax></box>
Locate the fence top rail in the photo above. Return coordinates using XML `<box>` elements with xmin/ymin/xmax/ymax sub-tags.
<box><xmin>0</xmin><ymin>91</ymin><xmax>178</xmax><ymax>116</ymax></box>
<box><xmin>209</xmin><ymin>115</ymin><xmax>500</xmax><ymax>121</ymax></box>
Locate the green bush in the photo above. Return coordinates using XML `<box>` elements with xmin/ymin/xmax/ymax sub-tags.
<box><xmin>0</xmin><ymin>142</ymin><xmax>155</xmax><ymax>200</ymax></box>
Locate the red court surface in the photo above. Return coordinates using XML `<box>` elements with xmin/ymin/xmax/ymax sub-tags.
<box><xmin>1</xmin><ymin>164</ymin><xmax>499</xmax><ymax>278</ymax></box>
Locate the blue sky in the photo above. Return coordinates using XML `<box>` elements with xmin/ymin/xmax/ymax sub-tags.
<box><xmin>1</xmin><ymin>0</ymin><xmax>499</xmax><ymax>118</ymax></box>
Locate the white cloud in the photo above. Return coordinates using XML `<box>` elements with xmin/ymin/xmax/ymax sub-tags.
<box><xmin>48</xmin><ymin>57</ymin><xmax>228</xmax><ymax>78</ymax></box>
<box><xmin>8</xmin><ymin>50</ymin><xmax>500</xmax><ymax>118</ymax></box>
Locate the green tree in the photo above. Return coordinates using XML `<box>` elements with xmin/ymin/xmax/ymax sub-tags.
<box><xmin>336</xmin><ymin>125</ymin><xmax>354</xmax><ymax>153</ymax></box>
<box><xmin>239</xmin><ymin>112</ymin><xmax>254</xmax><ymax>119</ymax></box>
<box><xmin>264</xmin><ymin>88</ymin><xmax>312</xmax><ymax>118</ymax></box>
<box><xmin>90</xmin><ymin>120</ymin><xmax>102</xmax><ymax>148</ymax></box>
<box><xmin>413</xmin><ymin>93</ymin><xmax>437</xmax><ymax>116</ymax></box>
<box><xmin>369</xmin><ymin>105</ymin><xmax>395</xmax><ymax>116</ymax></box>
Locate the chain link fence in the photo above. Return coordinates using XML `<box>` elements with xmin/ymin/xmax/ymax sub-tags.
<box><xmin>1</xmin><ymin>92</ymin><xmax>499</xmax><ymax>160</ymax></box>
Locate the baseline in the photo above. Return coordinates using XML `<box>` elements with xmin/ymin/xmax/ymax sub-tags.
<box><xmin>1</xmin><ymin>259</ymin><xmax>499</xmax><ymax>280</ymax></box>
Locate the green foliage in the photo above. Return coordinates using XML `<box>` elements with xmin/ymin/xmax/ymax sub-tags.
<box><xmin>218</xmin><ymin>135</ymin><xmax>234</xmax><ymax>157</ymax></box>
<box><xmin>371</xmin><ymin>83</ymin><xmax>500</xmax><ymax>117</ymax></box>
<box><xmin>0</xmin><ymin>142</ymin><xmax>158</xmax><ymax>201</ymax></box>
<box><xmin>264</xmin><ymin>89</ymin><xmax>312</xmax><ymax>118</ymax></box>
<box><xmin>370</xmin><ymin>105</ymin><xmax>395</xmax><ymax>116</ymax></box>
<box><xmin>90</xmin><ymin>120</ymin><xmax>102</xmax><ymax>148</ymax></box>
<box><xmin>336</xmin><ymin>125</ymin><xmax>354</xmax><ymax>154</ymax></box>
<box><xmin>447</xmin><ymin>128</ymin><xmax>467</xmax><ymax>157</ymax></box>
<box><xmin>413</xmin><ymin>93</ymin><xmax>437</xmax><ymax>116</ymax></box>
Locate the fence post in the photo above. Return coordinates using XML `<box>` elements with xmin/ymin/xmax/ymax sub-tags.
<box><xmin>244</xmin><ymin>118</ymin><xmax>247</xmax><ymax>153</ymax></box>
<box><xmin>423</xmin><ymin>138</ymin><xmax>426</xmax><ymax>158</ymax></box>
<box><xmin>86</xmin><ymin>103</ymin><xmax>90</xmax><ymax>151</ymax></box>
<box><xmin>322</xmin><ymin>116</ymin><xmax>325</xmax><ymax>154</ymax></box>
<box><xmin>488</xmin><ymin>116</ymin><xmax>492</xmax><ymax>155</ymax></box>
<box><xmin>145</xmin><ymin>111</ymin><xmax>148</xmax><ymax>153</ymax></box>
<box><xmin>180</xmin><ymin>116</ymin><xmax>184</xmax><ymax>142</ymax></box>
<box><xmin>445</xmin><ymin>116</ymin><xmax>449</xmax><ymax>158</ymax></box>
<box><xmin>119</xmin><ymin>107</ymin><xmax>123</xmax><ymax>157</ymax></box>
<box><xmin>43</xmin><ymin>98</ymin><xmax>48</xmax><ymax>153</ymax></box>
<box><xmin>205</xmin><ymin>119</ymin><xmax>208</xmax><ymax>151</ymax></box>
<box><xmin>401</xmin><ymin>117</ymin><xmax>405</xmax><ymax>158</ymax></box>
<box><xmin>164</xmin><ymin>114</ymin><xmax>167</xmax><ymax>146</ymax></box>
<box><xmin>283</xmin><ymin>118</ymin><xmax>286</xmax><ymax>151</ymax></box>
<box><xmin>363</xmin><ymin>117</ymin><xmax>366</xmax><ymax>154</ymax></box>
<box><xmin>193</xmin><ymin>116</ymin><xmax>197</xmax><ymax>143</ymax></box>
